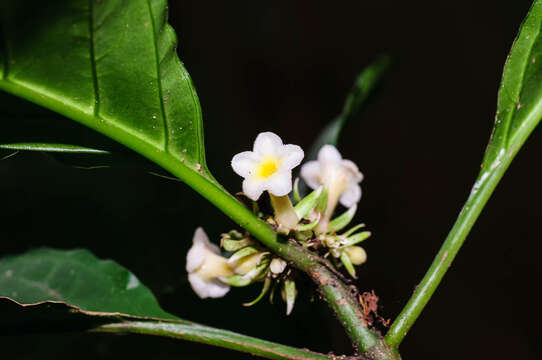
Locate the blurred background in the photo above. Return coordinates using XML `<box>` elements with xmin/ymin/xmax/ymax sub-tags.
<box><xmin>1</xmin><ymin>0</ymin><xmax>541</xmax><ymax>359</ymax></box>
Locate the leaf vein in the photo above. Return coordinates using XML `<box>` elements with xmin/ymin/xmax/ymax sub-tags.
<box><xmin>146</xmin><ymin>0</ymin><xmax>169</xmax><ymax>152</ymax></box>
<box><xmin>88</xmin><ymin>0</ymin><xmax>100</xmax><ymax>117</ymax></box>
<box><xmin>505</xmin><ymin>18</ymin><xmax>542</xmax><ymax>147</ymax></box>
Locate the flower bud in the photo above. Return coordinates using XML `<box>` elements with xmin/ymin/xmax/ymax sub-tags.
<box><xmin>270</xmin><ymin>258</ymin><xmax>287</xmax><ymax>275</ymax></box>
<box><xmin>344</xmin><ymin>246</ymin><xmax>367</xmax><ymax>265</ymax></box>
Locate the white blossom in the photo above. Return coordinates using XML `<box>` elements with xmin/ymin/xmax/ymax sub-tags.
<box><xmin>301</xmin><ymin>145</ymin><xmax>363</xmax><ymax>208</ymax></box>
<box><xmin>231</xmin><ymin>132</ymin><xmax>304</xmax><ymax>201</ymax></box>
<box><xmin>186</xmin><ymin>228</ymin><xmax>233</xmax><ymax>299</ymax></box>
<box><xmin>301</xmin><ymin>145</ymin><xmax>363</xmax><ymax>207</ymax></box>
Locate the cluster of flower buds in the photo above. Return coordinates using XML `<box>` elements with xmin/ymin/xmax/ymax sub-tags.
<box><xmin>186</xmin><ymin>132</ymin><xmax>371</xmax><ymax>314</ymax></box>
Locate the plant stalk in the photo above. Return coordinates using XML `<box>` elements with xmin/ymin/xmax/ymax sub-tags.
<box><xmin>0</xmin><ymin>79</ymin><xmax>397</xmax><ymax>359</ymax></box>
<box><xmin>384</xmin><ymin>140</ymin><xmax>520</xmax><ymax>349</ymax></box>
<box><xmin>94</xmin><ymin>321</ymin><xmax>330</xmax><ymax>360</ymax></box>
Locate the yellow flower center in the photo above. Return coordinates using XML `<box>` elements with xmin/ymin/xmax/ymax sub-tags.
<box><xmin>257</xmin><ymin>157</ymin><xmax>281</xmax><ymax>179</ymax></box>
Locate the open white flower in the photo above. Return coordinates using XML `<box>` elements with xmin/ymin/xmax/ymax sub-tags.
<box><xmin>186</xmin><ymin>227</ymin><xmax>234</xmax><ymax>299</ymax></box>
<box><xmin>231</xmin><ymin>132</ymin><xmax>304</xmax><ymax>201</ymax></box>
<box><xmin>301</xmin><ymin>145</ymin><xmax>363</xmax><ymax>231</ymax></box>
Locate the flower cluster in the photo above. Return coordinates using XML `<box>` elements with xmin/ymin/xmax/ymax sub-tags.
<box><xmin>186</xmin><ymin>132</ymin><xmax>370</xmax><ymax>314</ymax></box>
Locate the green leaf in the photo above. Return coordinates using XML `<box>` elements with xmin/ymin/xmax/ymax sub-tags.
<box><xmin>306</xmin><ymin>56</ymin><xmax>391</xmax><ymax>162</ymax></box>
<box><xmin>0</xmin><ymin>248</ymin><xmax>329</xmax><ymax>360</ymax></box>
<box><xmin>0</xmin><ymin>248</ymin><xmax>175</xmax><ymax>319</ymax></box>
<box><xmin>0</xmin><ymin>0</ymin><xmax>221</xmax><ymax>189</ymax></box>
<box><xmin>483</xmin><ymin>0</ymin><xmax>542</xmax><ymax>170</ymax></box>
<box><xmin>0</xmin><ymin>142</ymin><xmax>109</xmax><ymax>155</ymax></box>
<box><xmin>0</xmin><ymin>0</ymin><xmax>295</xmax><ymax>297</ymax></box>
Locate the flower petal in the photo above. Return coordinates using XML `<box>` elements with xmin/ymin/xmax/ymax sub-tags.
<box><xmin>231</xmin><ymin>151</ymin><xmax>260</xmax><ymax>178</ymax></box>
<box><xmin>300</xmin><ymin>161</ymin><xmax>322</xmax><ymax>189</ymax></box>
<box><xmin>279</xmin><ymin>144</ymin><xmax>304</xmax><ymax>170</ymax></box>
<box><xmin>318</xmin><ymin>144</ymin><xmax>342</xmax><ymax>163</ymax></box>
<box><xmin>186</xmin><ymin>228</ymin><xmax>208</xmax><ymax>272</ymax></box>
<box><xmin>266</xmin><ymin>171</ymin><xmax>293</xmax><ymax>197</ymax></box>
<box><xmin>242</xmin><ymin>177</ymin><xmax>266</xmax><ymax>201</ymax></box>
<box><xmin>341</xmin><ymin>159</ymin><xmax>363</xmax><ymax>183</ymax></box>
<box><xmin>339</xmin><ymin>183</ymin><xmax>362</xmax><ymax>207</ymax></box>
<box><xmin>253</xmin><ymin>132</ymin><xmax>283</xmax><ymax>156</ymax></box>
<box><xmin>188</xmin><ymin>273</ymin><xmax>230</xmax><ymax>299</ymax></box>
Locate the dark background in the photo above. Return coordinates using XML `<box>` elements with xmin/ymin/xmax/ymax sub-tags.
<box><xmin>1</xmin><ymin>1</ymin><xmax>541</xmax><ymax>359</ymax></box>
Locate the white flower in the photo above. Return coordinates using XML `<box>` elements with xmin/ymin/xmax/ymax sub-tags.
<box><xmin>186</xmin><ymin>228</ymin><xmax>234</xmax><ymax>299</ymax></box>
<box><xmin>301</xmin><ymin>145</ymin><xmax>363</xmax><ymax>233</ymax></box>
<box><xmin>231</xmin><ymin>132</ymin><xmax>304</xmax><ymax>201</ymax></box>
<box><xmin>301</xmin><ymin>145</ymin><xmax>363</xmax><ymax>208</ymax></box>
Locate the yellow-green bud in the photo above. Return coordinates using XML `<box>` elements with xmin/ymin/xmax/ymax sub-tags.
<box><xmin>344</xmin><ymin>246</ymin><xmax>367</xmax><ymax>265</ymax></box>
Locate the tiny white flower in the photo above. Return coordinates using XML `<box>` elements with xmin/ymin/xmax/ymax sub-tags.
<box><xmin>231</xmin><ymin>132</ymin><xmax>304</xmax><ymax>201</ymax></box>
<box><xmin>186</xmin><ymin>227</ymin><xmax>234</xmax><ymax>299</ymax></box>
<box><xmin>301</xmin><ymin>144</ymin><xmax>363</xmax><ymax>208</ymax></box>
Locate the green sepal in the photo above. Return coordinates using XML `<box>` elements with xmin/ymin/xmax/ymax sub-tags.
<box><xmin>243</xmin><ymin>277</ymin><xmax>272</xmax><ymax>307</ymax></box>
<box><xmin>342</xmin><ymin>223</ymin><xmax>366</xmax><ymax>237</ymax></box>
<box><xmin>227</xmin><ymin>246</ymin><xmax>260</xmax><ymax>264</ymax></box>
<box><xmin>221</xmin><ymin>238</ymin><xmax>255</xmax><ymax>252</ymax></box>
<box><xmin>224</xmin><ymin>257</ymin><xmax>270</xmax><ymax>287</ymax></box>
<box><xmin>340</xmin><ymin>251</ymin><xmax>357</xmax><ymax>279</ymax></box>
<box><xmin>294</xmin><ymin>230</ymin><xmax>313</xmax><ymax>244</ymax></box>
<box><xmin>252</xmin><ymin>201</ymin><xmax>260</xmax><ymax>215</ymax></box>
<box><xmin>342</xmin><ymin>231</ymin><xmax>371</xmax><ymax>246</ymax></box>
<box><xmin>281</xmin><ymin>279</ymin><xmax>298</xmax><ymax>316</ymax></box>
<box><xmin>269</xmin><ymin>282</ymin><xmax>278</xmax><ymax>304</ymax></box>
<box><xmin>296</xmin><ymin>214</ymin><xmax>321</xmax><ymax>232</ymax></box>
<box><xmin>294</xmin><ymin>186</ymin><xmax>323</xmax><ymax>219</ymax></box>
<box><xmin>316</xmin><ymin>188</ymin><xmax>328</xmax><ymax>214</ymax></box>
<box><xmin>244</xmin><ymin>257</ymin><xmax>271</xmax><ymax>281</ymax></box>
<box><xmin>328</xmin><ymin>204</ymin><xmax>357</xmax><ymax>233</ymax></box>
<box><xmin>293</xmin><ymin>178</ymin><xmax>301</xmax><ymax>204</ymax></box>
<box><xmin>227</xmin><ymin>230</ymin><xmax>244</xmax><ymax>240</ymax></box>
<box><xmin>222</xmin><ymin>274</ymin><xmax>253</xmax><ymax>287</ymax></box>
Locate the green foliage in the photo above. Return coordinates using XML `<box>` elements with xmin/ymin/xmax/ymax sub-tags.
<box><xmin>385</xmin><ymin>0</ymin><xmax>542</xmax><ymax>348</ymax></box>
<box><xmin>0</xmin><ymin>0</ymin><xmax>218</xmax><ymax>186</ymax></box>
<box><xmin>483</xmin><ymin>0</ymin><xmax>542</xmax><ymax>169</ymax></box>
<box><xmin>0</xmin><ymin>249</ymin><xmax>328</xmax><ymax>360</ymax></box>
<box><xmin>0</xmin><ymin>248</ymin><xmax>175</xmax><ymax>319</ymax></box>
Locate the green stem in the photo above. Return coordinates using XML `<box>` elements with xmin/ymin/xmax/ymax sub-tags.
<box><xmin>94</xmin><ymin>321</ymin><xmax>330</xmax><ymax>360</ymax></box>
<box><xmin>385</xmin><ymin>138</ymin><xmax>520</xmax><ymax>349</ymax></box>
<box><xmin>0</xmin><ymin>79</ymin><xmax>390</xmax><ymax>357</ymax></box>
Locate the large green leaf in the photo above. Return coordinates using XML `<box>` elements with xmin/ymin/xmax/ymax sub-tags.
<box><xmin>0</xmin><ymin>248</ymin><xmax>175</xmax><ymax>319</ymax></box>
<box><xmin>0</xmin><ymin>248</ymin><xmax>329</xmax><ymax>360</ymax></box>
<box><xmin>385</xmin><ymin>1</ymin><xmax>542</xmax><ymax>347</ymax></box>
<box><xmin>483</xmin><ymin>0</ymin><xmax>542</xmax><ymax>169</ymax></box>
<box><xmin>0</xmin><ymin>0</ymin><xmax>220</xmax><ymax>188</ymax></box>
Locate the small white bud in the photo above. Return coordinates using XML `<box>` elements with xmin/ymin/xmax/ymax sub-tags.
<box><xmin>270</xmin><ymin>258</ymin><xmax>287</xmax><ymax>275</ymax></box>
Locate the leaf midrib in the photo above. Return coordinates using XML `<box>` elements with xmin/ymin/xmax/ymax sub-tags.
<box><xmin>145</xmin><ymin>0</ymin><xmax>169</xmax><ymax>151</ymax></box>
<box><xmin>503</xmin><ymin>14</ymin><xmax>542</xmax><ymax>149</ymax></box>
